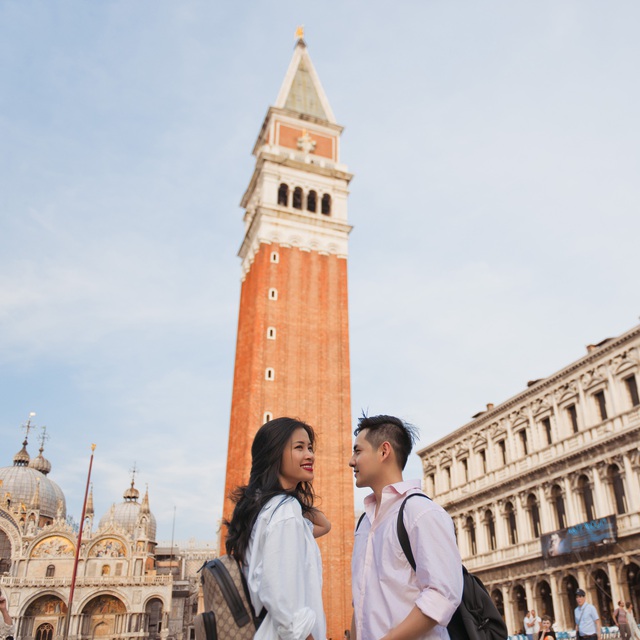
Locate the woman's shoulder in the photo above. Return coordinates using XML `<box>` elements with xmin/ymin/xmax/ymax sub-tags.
<box><xmin>257</xmin><ymin>494</ymin><xmax>302</xmax><ymax>523</ymax></box>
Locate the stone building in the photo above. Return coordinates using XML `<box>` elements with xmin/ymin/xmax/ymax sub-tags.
<box><xmin>0</xmin><ymin>425</ymin><xmax>210</xmax><ymax>640</ymax></box>
<box><xmin>418</xmin><ymin>324</ymin><xmax>640</xmax><ymax>633</ymax></box>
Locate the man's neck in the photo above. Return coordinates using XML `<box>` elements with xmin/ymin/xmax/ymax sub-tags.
<box><xmin>372</xmin><ymin>473</ymin><xmax>404</xmax><ymax>513</ymax></box>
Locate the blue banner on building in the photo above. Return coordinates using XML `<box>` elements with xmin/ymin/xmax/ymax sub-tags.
<box><xmin>541</xmin><ymin>516</ymin><xmax>617</xmax><ymax>558</ymax></box>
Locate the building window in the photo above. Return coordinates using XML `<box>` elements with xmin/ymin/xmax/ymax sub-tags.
<box><xmin>552</xmin><ymin>484</ymin><xmax>567</xmax><ymax>529</ymax></box>
<box><xmin>35</xmin><ymin>623</ymin><xmax>54</xmax><ymax>640</ymax></box>
<box><xmin>270</xmin><ymin>251</ymin><xmax>279</xmax><ymax>263</ymax></box>
<box><xmin>442</xmin><ymin>466</ymin><xmax>451</xmax><ymax>491</ymax></box>
<box><xmin>484</xmin><ymin>510</ymin><xmax>497</xmax><ymax>551</ymax></box>
<box><xmin>268</xmin><ymin>288</ymin><xmax>278</xmax><ymax>300</ymax></box>
<box><xmin>466</xmin><ymin>516</ymin><xmax>477</xmax><ymax>555</ymax></box>
<box><xmin>277</xmin><ymin>183</ymin><xmax>289</xmax><ymax>206</ymax></box>
<box><xmin>607</xmin><ymin>464</ymin><xmax>627</xmax><ymax>514</ymax></box>
<box><xmin>505</xmin><ymin>502</ymin><xmax>518</xmax><ymax>545</ymax></box>
<box><xmin>101</xmin><ymin>564</ymin><xmax>110</xmax><ymax>576</ymax></box>
<box><xmin>263</xmin><ymin>412</ymin><xmax>272</xmax><ymax>423</ymax></box>
<box><xmin>541</xmin><ymin>417</ymin><xmax>553</xmax><ymax>445</ymax></box>
<box><xmin>46</xmin><ymin>564</ymin><xmax>55</xmax><ymax>577</ymax></box>
<box><xmin>115</xmin><ymin>562</ymin><xmax>123</xmax><ymax>576</ymax></box>
<box><xmin>566</xmin><ymin>404</ymin><xmax>579</xmax><ymax>433</ymax></box>
<box><xmin>426</xmin><ymin>473</ymin><xmax>435</xmax><ymax>496</ymax></box>
<box><xmin>307</xmin><ymin>190</ymin><xmax>317</xmax><ymax>213</ymax></box>
<box><xmin>527</xmin><ymin>493</ymin><xmax>541</xmax><ymax>538</ymax></box>
<box><xmin>321</xmin><ymin>193</ymin><xmax>331</xmax><ymax>215</ymax></box>
<box><xmin>577</xmin><ymin>475</ymin><xmax>595</xmax><ymax>521</ymax></box>
<box><xmin>267</xmin><ymin>327</ymin><xmax>276</xmax><ymax>340</ymax></box>
<box><xmin>497</xmin><ymin>440</ymin><xmax>507</xmax><ymax>466</ymax></box>
<box><xmin>478</xmin><ymin>449</ymin><xmax>487</xmax><ymax>474</ymax></box>
<box><xmin>265</xmin><ymin>368</ymin><xmax>275</xmax><ymax>381</ymax></box>
<box><xmin>460</xmin><ymin>458</ymin><xmax>468</xmax><ymax>483</ymax></box>
<box><xmin>293</xmin><ymin>187</ymin><xmax>303</xmax><ymax>209</ymax></box>
<box><xmin>624</xmin><ymin>374</ymin><xmax>640</xmax><ymax>407</ymax></box>
<box><xmin>593</xmin><ymin>390</ymin><xmax>608</xmax><ymax>421</ymax></box>
<box><xmin>518</xmin><ymin>430</ymin><xmax>529</xmax><ymax>456</ymax></box>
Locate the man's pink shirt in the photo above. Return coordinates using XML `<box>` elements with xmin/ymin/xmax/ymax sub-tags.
<box><xmin>352</xmin><ymin>480</ymin><xmax>463</xmax><ymax>640</ymax></box>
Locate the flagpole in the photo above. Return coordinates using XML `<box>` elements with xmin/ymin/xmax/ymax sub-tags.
<box><xmin>63</xmin><ymin>444</ymin><xmax>96</xmax><ymax>640</ymax></box>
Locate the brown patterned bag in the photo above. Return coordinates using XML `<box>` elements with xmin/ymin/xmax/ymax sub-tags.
<box><xmin>195</xmin><ymin>555</ymin><xmax>264</xmax><ymax>640</ymax></box>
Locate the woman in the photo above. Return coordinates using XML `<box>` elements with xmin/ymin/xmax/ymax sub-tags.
<box><xmin>225</xmin><ymin>417</ymin><xmax>330</xmax><ymax>640</ymax></box>
<box><xmin>626</xmin><ymin>603</ymin><xmax>640</xmax><ymax>640</ymax></box>
<box><xmin>537</xmin><ymin>615</ymin><xmax>556</xmax><ymax>640</ymax></box>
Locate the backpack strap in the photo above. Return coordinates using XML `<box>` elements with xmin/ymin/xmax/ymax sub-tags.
<box><xmin>396</xmin><ymin>492</ymin><xmax>431</xmax><ymax>571</ymax></box>
<box><xmin>355</xmin><ymin>512</ymin><xmax>367</xmax><ymax>532</ymax></box>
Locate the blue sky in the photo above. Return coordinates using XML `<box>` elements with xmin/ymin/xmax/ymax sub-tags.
<box><xmin>1</xmin><ymin>1</ymin><xmax>639</xmax><ymax>542</ymax></box>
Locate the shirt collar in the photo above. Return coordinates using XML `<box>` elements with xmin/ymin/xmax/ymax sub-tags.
<box><xmin>363</xmin><ymin>479</ymin><xmax>422</xmax><ymax>507</ymax></box>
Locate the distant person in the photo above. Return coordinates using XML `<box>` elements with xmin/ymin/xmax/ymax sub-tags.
<box><xmin>614</xmin><ymin>600</ymin><xmax>631</xmax><ymax>640</ymax></box>
<box><xmin>525</xmin><ymin>610</ymin><xmax>541</xmax><ymax>640</ymax></box>
<box><xmin>625</xmin><ymin>603</ymin><xmax>640</xmax><ymax>640</ymax></box>
<box><xmin>350</xmin><ymin>414</ymin><xmax>463</xmax><ymax>640</ymax></box>
<box><xmin>575</xmin><ymin>589</ymin><xmax>600</xmax><ymax>640</ymax></box>
<box><xmin>0</xmin><ymin>592</ymin><xmax>14</xmax><ymax>640</ymax></box>
<box><xmin>224</xmin><ymin>417</ymin><xmax>331</xmax><ymax>640</ymax></box>
<box><xmin>538</xmin><ymin>615</ymin><xmax>556</xmax><ymax>640</ymax></box>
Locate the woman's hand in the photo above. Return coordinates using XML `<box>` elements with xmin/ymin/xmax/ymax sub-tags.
<box><xmin>305</xmin><ymin>509</ymin><xmax>331</xmax><ymax>538</ymax></box>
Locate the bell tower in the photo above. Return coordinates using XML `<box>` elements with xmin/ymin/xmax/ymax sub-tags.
<box><xmin>222</xmin><ymin>35</ymin><xmax>354</xmax><ymax>637</ymax></box>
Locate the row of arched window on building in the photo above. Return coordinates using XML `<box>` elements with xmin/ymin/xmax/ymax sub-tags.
<box><xmin>458</xmin><ymin>462</ymin><xmax>628</xmax><ymax>557</ymax></box>
<box><xmin>278</xmin><ymin>183</ymin><xmax>332</xmax><ymax>215</ymax></box>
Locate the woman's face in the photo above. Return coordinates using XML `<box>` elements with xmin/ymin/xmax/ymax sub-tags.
<box><xmin>542</xmin><ymin>620</ymin><xmax>551</xmax><ymax>630</ymax></box>
<box><xmin>279</xmin><ymin>427</ymin><xmax>315</xmax><ymax>490</ymax></box>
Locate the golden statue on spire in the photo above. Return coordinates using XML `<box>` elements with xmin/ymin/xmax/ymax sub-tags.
<box><xmin>295</xmin><ymin>25</ymin><xmax>304</xmax><ymax>41</ymax></box>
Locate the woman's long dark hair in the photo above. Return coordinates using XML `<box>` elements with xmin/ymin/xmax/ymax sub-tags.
<box><xmin>224</xmin><ymin>417</ymin><xmax>316</xmax><ymax>563</ymax></box>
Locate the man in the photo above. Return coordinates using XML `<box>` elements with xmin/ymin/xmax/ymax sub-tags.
<box><xmin>574</xmin><ymin>589</ymin><xmax>600</xmax><ymax>640</ymax></box>
<box><xmin>0</xmin><ymin>592</ymin><xmax>14</xmax><ymax>640</ymax></box>
<box><xmin>525</xmin><ymin>610</ymin><xmax>541</xmax><ymax>640</ymax></box>
<box><xmin>613</xmin><ymin>600</ymin><xmax>630</xmax><ymax>640</ymax></box>
<box><xmin>350</xmin><ymin>414</ymin><xmax>463</xmax><ymax>640</ymax></box>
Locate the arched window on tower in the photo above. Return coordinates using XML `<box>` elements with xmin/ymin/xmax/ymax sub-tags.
<box><xmin>577</xmin><ymin>475</ymin><xmax>595</xmax><ymax>521</ymax></box>
<box><xmin>552</xmin><ymin>484</ymin><xmax>567</xmax><ymax>529</ymax></box>
<box><xmin>101</xmin><ymin>564</ymin><xmax>110</xmax><ymax>576</ymax></box>
<box><xmin>46</xmin><ymin>564</ymin><xmax>55</xmax><ymax>577</ymax></box>
<box><xmin>484</xmin><ymin>509</ymin><xmax>497</xmax><ymax>551</ymax></box>
<box><xmin>505</xmin><ymin>501</ymin><xmax>518</xmax><ymax>545</ymax></box>
<box><xmin>278</xmin><ymin>183</ymin><xmax>289</xmax><ymax>206</ymax></box>
<box><xmin>465</xmin><ymin>516</ymin><xmax>477</xmax><ymax>555</ymax></box>
<box><xmin>527</xmin><ymin>493</ymin><xmax>541</xmax><ymax>538</ymax></box>
<box><xmin>293</xmin><ymin>187</ymin><xmax>303</xmax><ymax>209</ymax></box>
<box><xmin>307</xmin><ymin>190</ymin><xmax>317</xmax><ymax>213</ymax></box>
<box><xmin>321</xmin><ymin>193</ymin><xmax>331</xmax><ymax>215</ymax></box>
<box><xmin>607</xmin><ymin>464</ymin><xmax>627</xmax><ymax>514</ymax></box>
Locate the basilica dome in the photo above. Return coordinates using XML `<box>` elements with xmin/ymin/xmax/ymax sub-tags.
<box><xmin>0</xmin><ymin>440</ymin><xmax>66</xmax><ymax>520</ymax></box>
<box><xmin>98</xmin><ymin>480</ymin><xmax>156</xmax><ymax>541</ymax></box>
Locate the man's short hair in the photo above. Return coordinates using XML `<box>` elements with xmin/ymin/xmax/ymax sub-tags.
<box><xmin>354</xmin><ymin>414</ymin><xmax>419</xmax><ymax>470</ymax></box>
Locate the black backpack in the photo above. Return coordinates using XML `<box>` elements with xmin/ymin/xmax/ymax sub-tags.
<box><xmin>356</xmin><ymin>493</ymin><xmax>508</xmax><ymax>640</ymax></box>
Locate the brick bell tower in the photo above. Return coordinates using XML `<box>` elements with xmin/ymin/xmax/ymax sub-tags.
<box><xmin>222</xmin><ymin>35</ymin><xmax>354</xmax><ymax>637</ymax></box>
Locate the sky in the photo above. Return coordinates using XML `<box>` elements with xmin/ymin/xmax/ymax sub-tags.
<box><xmin>1</xmin><ymin>1</ymin><xmax>639</xmax><ymax>543</ymax></box>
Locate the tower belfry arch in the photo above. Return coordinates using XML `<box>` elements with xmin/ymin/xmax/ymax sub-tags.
<box><xmin>222</xmin><ymin>35</ymin><xmax>355</xmax><ymax>638</ymax></box>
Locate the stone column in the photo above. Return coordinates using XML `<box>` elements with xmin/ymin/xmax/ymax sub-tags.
<box><xmin>503</xmin><ymin>585</ymin><xmax>518</xmax><ymax>636</ymax></box>
<box><xmin>517</xmin><ymin>492</ymin><xmax>532</xmax><ymax>541</ymax></box>
<box><xmin>475</xmin><ymin>509</ymin><xmax>488</xmax><ymax>555</ymax></box>
<box><xmin>561</xmin><ymin>475</ymin><xmax>578</xmax><ymax>526</ymax></box>
<box><xmin>550</xmin><ymin>573</ymin><xmax>566</xmax><ymax>630</ymax></box>
<box><xmin>623</xmin><ymin>453</ymin><xmax>640</xmax><ymax>513</ymax></box>
<box><xmin>525</xmin><ymin>580</ymin><xmax>535</xmax><ymax>617</ymax></box>
<box><xmin>608</xmin><ymin>561</ymin><xmax>621</xmax><ymax>605</ymax></box>
<box><xmin>541</xmin><ymin>483</ymin><xmax>557</xmax><ymax>532</ymax></box>
<box><xmin>596</xmin><ymin>462</ymin><xmax>615</xmax><ymax>516</ymax></box>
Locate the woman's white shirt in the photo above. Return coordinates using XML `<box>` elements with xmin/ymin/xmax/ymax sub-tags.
<box><xmin>244</xmin><ymin>496</ymin><xmax>325</xmax><ymax>640</ymax></box>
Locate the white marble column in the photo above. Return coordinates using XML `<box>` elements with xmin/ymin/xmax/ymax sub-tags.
<box><xmin>550</xmin><ymin>573</ymin><xmax>566</xmax><ymax>630</ymax></box>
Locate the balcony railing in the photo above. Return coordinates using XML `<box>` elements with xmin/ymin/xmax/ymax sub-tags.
<box><xmin>0</xmin><ymin>574</ymin><xmax>172</xmax><ymax>588</ymax></box>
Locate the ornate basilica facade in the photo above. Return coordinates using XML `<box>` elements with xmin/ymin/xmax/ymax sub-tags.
<box><xmin>418</xmin><ymin>324</ymin><xmax>640</xmax><ymax>634</ymax></box>
<box><xmin>0</xmin><ymin>427</ymin><xmax>210</xmax><ymax>640</ymax></box>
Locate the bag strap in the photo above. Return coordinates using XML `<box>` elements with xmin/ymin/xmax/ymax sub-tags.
<box><xmin>355</xmin><ymin>512</ymin><xmax>367</xmax><ymax>531</ymax></box>
<box><xmin>396</xmin><ymin>492</ymin><xmax>431</xmax><ymax>571</ymax></box>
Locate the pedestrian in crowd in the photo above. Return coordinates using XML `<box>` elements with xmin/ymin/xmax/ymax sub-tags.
<box><xmin>538</xmin><ymin>615</ymin><xmax>556</xmax><ymax>640</ymax></box>
<box><xmin>0</xmin><ymin>592</ymin><xmax>14</xmax><ymax>640</ymax></box>
<box><xmin>224</xmin><ymin>417</ymin><xmax>331</xmax><ymax>640</ymax></box>
<box><xmin>350</xmin><ymin>414</ymin><xmax>463</xmax><ymax>640</ymax></box>
<box><xmin>575</xmin><ymin>589</ymin><xmax>601</xmax><ymax>640</ymax></box>
<box><xmin>625</xmin><ymin>603</ymin><xmax>640</xmax><ymax>640</ymax></box>
<box><xmin>525</xmin><ymin>610</ymin><xmax>541</xmax><ymax>640</ymax></box>
<box><xmin>614</xmin><ymin>600</ymin><xmax>631</xmax><ymax>640</ymax></box>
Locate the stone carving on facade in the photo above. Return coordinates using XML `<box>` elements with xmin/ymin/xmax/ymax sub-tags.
<box><xmin>555</xmin><ymin>380</ymin><xmax>578</xmax><ymax>402</ymax></box>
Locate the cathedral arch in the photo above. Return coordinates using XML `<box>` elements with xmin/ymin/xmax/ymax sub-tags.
<box><xmin>0</xmin><ymin>526</ymin><xmax>14</xmax><ymax>574</ymax></box>
<box><xmin>292</xmin><ymin>187</ymin><xmax>303</xmax><ymax>209</ymax></box>
<box><xmin>321</xmin><ymin>193</ymin><xmax>331</xmax><ymax>215</ymax></box>
<box><xmin>80</xmin><ymin>594</ymin><xmax>128</xmax><ymax>640</ymax></box>
<box><xmin>277</xmin><ymin>183</ymin><xmax>289</xmax><ymax>206</ymax></box>
<box><xmin>88</xmin><ymin>536</ymin><xmax>128</xmax><ymax>558</ymax></box>
<box><xmin>307</xmin><ymin>190</ymin><xmax>317</xmax><ymax>212</ymax></box>
<box><xmin>145</xmin><ymin>597</ymin><xmax>164</xmax><ymax>640</ymax></box>
<box><xmin>35</xmin><ymin>622</ymin><xmax>54</xmax><ymax>640</ymax></box>
<box><xmin>30</xmin><ymin>534</ymin><xmax>75</xmax><ymax>559</ymax></box>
